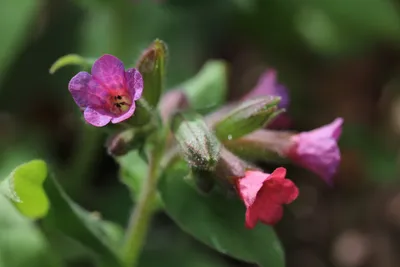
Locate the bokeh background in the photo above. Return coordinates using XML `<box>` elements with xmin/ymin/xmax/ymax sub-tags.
<box><xmin>2</xmin><ymin>0</ymin><xmax>400</xmax><ymax>266</ymax></box>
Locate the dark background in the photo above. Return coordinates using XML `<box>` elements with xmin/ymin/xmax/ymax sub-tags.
<box><xmin>1</xmin><ymin>0</ymin><xmax>400</xmax><ymax>266</ymax></box>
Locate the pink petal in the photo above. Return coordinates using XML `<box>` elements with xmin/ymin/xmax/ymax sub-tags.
<box><xmin>91</xmin><ymin>54</ymin><xmax>125</xmax><ymax>91</ymax></box>
<box><xmin>125</xmin><ymin>68</ymin><xmax>143</xmax><ymax>101</ymax></box>
<box><xmin>83</xmin><ymin>108</ymin><xmax>112</xmax><ymax>127</ymax></box>
<box><xmin>236</xmin><ymin>171</ymin><xmax>269</xmax><ymax>208</ymax></box>
<box><xmin>111</xmin><ymin>102</ymin><xmax>136</xmax><ymax>124</ymax></box>
<box><xmin>263</xmin><ymin>169</ymin><xmax>298</xmax><ymax>204</ymax></box>
<box><xmin>245</xmin><ymin>198</ymin><xmax>283</xmax><ymax>228</ymax></box>
<box><xmin>306</xmin><ymin>117</ymin><xmax>343</xmax><ymax>141</ymax></box>
<box><xmin>269</xmin><ymin>167</ymin><xmax>286</xmax><ymax>179</ymax></box>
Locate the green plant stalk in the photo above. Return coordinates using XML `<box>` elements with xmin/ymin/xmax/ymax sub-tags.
<box><xmin>122</xmin><ymin>130</ymin><xmax>165</xmax><ymax>267</ymax></box>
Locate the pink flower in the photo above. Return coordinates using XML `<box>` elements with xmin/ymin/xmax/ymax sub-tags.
<box><xmin>286</xmin><ymin>118</ymin><xmax>343</xmax><ymax>185</ymax></box>
<box><xmin>68</xmin><ymin>55</ymin><xmax>143</xmax><ymax>127</ymax></box>
<box><xmin>236</xmin><ymin>167</ymin><xmax>299</xmax><ymax>228</ymax></box>
<box><xmin>244</xmin><ymin>69</ymin><xmax>289</xmax><ymax>109</ymax></box>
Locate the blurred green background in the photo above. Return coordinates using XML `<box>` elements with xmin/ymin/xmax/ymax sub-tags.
<box><xmin>2</xmin><ymin>0</ymin><xmax>400</xmax><ymax>266</ymax></box>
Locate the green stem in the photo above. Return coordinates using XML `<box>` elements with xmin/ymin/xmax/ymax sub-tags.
<box><xmin>122</xmin><ymin>140</ymin><xmax>163</xmax><ymax>267</ymax></box>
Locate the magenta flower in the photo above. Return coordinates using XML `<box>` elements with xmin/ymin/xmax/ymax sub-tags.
<box><xmin>286</xmin><ymin>118</ymin><xmax>343</xmax><ymax>185</ymax></box>
<box><xmin>244</xmin><ymin>69</ymin><xmax>289</xmax><ymax>109</ymax></box>
<box><xmin>236</xmin><ymin>167</ymin><xmax>299</xmax><ymax>228</ymax></box>
<box><xmin>68</xmin><ymin>55</ymin><xmax>143</xmax><ymax>127</ymax></box>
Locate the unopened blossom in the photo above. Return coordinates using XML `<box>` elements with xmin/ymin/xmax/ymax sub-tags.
<box><xmin>286</xmin><ymin>118</ymin><xmax>343</xmax><ymax>185</ymax></box>
<box><xmin>236</xmin><ymin>167</ymin><xmax>298</xmax><ymax>228</ymax></box>
<box><xmin>68</xmin><ymin>54</ymin><xmax>143</xmax><ymax>127</ymax></box>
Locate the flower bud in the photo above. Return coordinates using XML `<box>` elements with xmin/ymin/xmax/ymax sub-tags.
<box><xmin>214</xmin><ymin>96</ymin><xmax>283</xmax><ymax>140</ymax></box>
<box><xmin>136</xmin><ymin>39</ymin><xmax>168</xmax><ymax>107</ymax></box>
<box><xmin>171</xmin><ymin>111</ymin><xmax>221</xmax><ymax>171</ymax></box>
<box><xmin>106</xmin><ymin>129</ymin><xmax>138</xmax><ymax>157</ymax></box>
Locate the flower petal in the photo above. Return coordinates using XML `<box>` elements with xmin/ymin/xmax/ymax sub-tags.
<box><xmin>306</xmin><ymin>117</ymin><xmax>343</xmax><ymax>141</ymax></box>
<box><xmin>83</xmin><ymin>108</ymin><xmax>112</xmax><ymax>127</ymax></box>
<box><xmin>269</xmin><ymin>167</ymin><xmax>286</xmax><ymax>179</ymax></box>
<box><xmin>91</xmin><ymin>54</ymin><xmax>125</xmax><ymax>90</ymax></box>
<box><xmin>245</xmin><ymin>199</ymin><xmax>283</xmax><ymax>228</ymax></box>
<box><xmin>68</xmin><ymin>71</ymin><xmax>92</xmax><ymax>107</ymax></box>
<box><xmin>236</xmin><ymin>171</ymin><xmax>268</xmax><ymax>208</ymax></box>
<box><xmin>111</xmin><ymin>102</ymin><xmax>136</xmax><ymax>124</ymax></box>
<box><xmin>125</xmin><ymin>68</ymin><xmax>143</xmax><ymax>101</ymax></box>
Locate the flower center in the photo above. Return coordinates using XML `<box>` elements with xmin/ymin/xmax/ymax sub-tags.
<box><xmin>110</xmin><ymin>94</ymin><xmax>132</xmax><ymax>115</ymax></box>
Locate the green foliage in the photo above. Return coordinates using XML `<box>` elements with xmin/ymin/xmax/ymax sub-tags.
<box><xmin>49</xmin><ymin>54</ymin><xmax>95</xmax><ymax>74</ymax></box>
<box><xmin>43</xmin><ymin>174</ymin><xmax>124</xmax><ymax>267</ymax></box>
<box><xmin>0</xmin><ymin>0</ymin><xmax>40</xmax><ymax>87</ymax></box>
<box><xmin>159</xmin><ymin>161</ymin><xmax>285</xmax><ymax>267</ymax></box>
<box><xmin>0</xmin><ymin>194</ymin><xmax>59</xmax><ymax>267</ymax></box>
<box><xmin>181</xmin><ymin>61</ymin><xmax>228</xmax><ymax>113</ymax></box>
<box><xmin>0</xmin><ymin>160</ymin><xmax>49</xmax><ymax>219</ymax></box>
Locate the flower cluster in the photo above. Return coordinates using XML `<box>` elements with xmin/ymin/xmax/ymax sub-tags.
<box><xmin>67</xmin><ymin>55</ymin><xmax>343</xmax><ymax>229</ymax></box>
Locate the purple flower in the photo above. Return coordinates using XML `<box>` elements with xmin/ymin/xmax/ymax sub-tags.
<box><xmin>68</xmin><ymin>55</ymin><xmax>143</xmax><ymax>127</ymax></box>
<box><xmin>244</xmin><ymin>69</ymin><xmax>289</xmax><ymax>109</ymax></box>
<box><xmin>286</xmin><ymin>118</ymin><xmax>343</xmax><ymax>185</ymax></box>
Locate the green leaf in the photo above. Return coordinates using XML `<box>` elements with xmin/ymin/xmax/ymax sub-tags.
<box><xmin>214</xmin><ymin>96</ymin><xmax>283</xmax><ymax>140</ymax></box>
<box><xmin>43</xmin><ymin>174</ymin><xmax>124</xmax><ymax>267</ymax></box>
<box><xmin>180</xmin><ymin>60</ymin><xmax>228</xmax><ymax>113</ymax></box>
<box><xmin>137</xmin><ymin>39</ymin><xmax>168</xmax><ymax>107</ymax></box>
<box><xmin>159</xmin><ymin>161</ymin><xmax>285</xmax><ymax>267</ymax></box>
<box><xmin>0</xmin><ymin>194</ymin><xmax>60</xmax><ymax>267</ymax></box>
<box><xmin>49</xmin><ymin>54</ymin><xmax>95</xmax><ymax>74</ymax></box>
<box><xmin>0</xmin><ymin>160</ymin><xmax>49</xmax><ymax>219</ymax></box>
<box><xmin>0</xmin><ymin>0</ymin><xmax>40</xmax><ymax>87</ymax></box>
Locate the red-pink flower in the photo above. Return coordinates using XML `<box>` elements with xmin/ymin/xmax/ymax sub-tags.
<box><xmin>68</xmin><ymin>54</ymin><xmax>143</xmax><ymax>127</ymax></box>
<box><xmin>236</xmin><ymin>167</ymin><xmax>299</xmax><ymax>228</ymax></box>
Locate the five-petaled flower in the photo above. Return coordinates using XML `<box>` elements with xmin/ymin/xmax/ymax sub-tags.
<box><xmin>68</xmin><ymin>54</ymin><xmax>143</xmax><ymax>127</ymax></box>
<box><xmin>236</xmin><ymin>167</ymin><xmax>299</xmax><ymax>228</ymax></box>
<box><xmin>285</xmin><ymin>118</ymin><xmax>343</xmax><ymax>185</ymax></box>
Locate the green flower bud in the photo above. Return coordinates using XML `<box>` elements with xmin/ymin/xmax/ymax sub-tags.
<box><xmin>214</xmin><ymin>96</ymin><xmax>283</xmax><ymax>140</ymax></box>
<box><xmin>171</xmin><ymin>111</ymin><xmax>221</xmax><ymax>171</ymax></box>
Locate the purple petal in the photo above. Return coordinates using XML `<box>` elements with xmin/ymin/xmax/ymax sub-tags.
<box><xmin>293</xmin><ymin>137</ymin><xmax>340</xmax><ymax>185</ymax></box>
<box><xmin>83</xmin><ymin>107</ymin><xmax>112</xmax><ymax>127</ymax></box>
<box><xmin>68</xmin><ymin>72</ymin><xmax>92</xmax><ymax>107</ymax></box>
<box><xmin>91</xmin><ymin>54</ymin><xmax>125</xmax><ymax>90</ymax></box>
<box><xmin>125</xmin><ymin>68</ymin><xmax>143</xmax><ymax>100</ymax></box>
<box><xmin>111</xmin><ymin>102</ymin><xmax>136</xmax><ymax>124</ymax></box>
<box><xmin>245</xmin><ymin>70</ymin><xmax>290</xmax><ymax>109</ymax></box>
